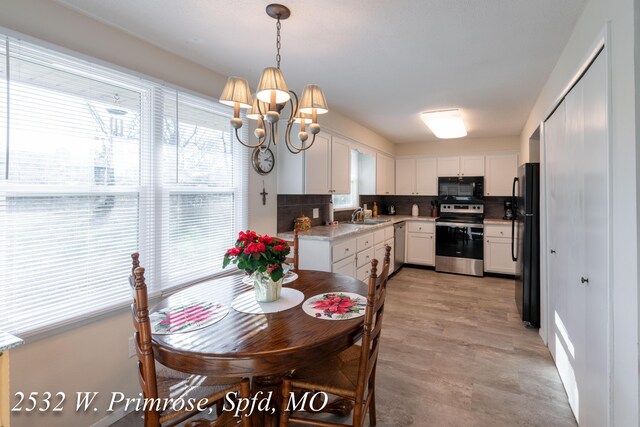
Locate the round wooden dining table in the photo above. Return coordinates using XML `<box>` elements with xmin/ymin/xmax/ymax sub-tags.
<box><xmin>151</xmin><ymin>270</ymin><xmax>368</xmax><ymax>426</ymax></box>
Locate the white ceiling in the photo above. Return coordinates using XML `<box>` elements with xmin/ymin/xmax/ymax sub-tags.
<box><xmin>52</xmin><ymin>0</ymin><xmax>585</xmax><ymax>144</ymax></box>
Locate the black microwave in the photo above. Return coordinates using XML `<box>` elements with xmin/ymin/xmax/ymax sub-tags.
<box><xmin>438</xmin><ymin>176</ymin><xmax>484</xmax><ymax>202</ymax></box>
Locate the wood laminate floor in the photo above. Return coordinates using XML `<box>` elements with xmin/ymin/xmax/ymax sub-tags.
<box><xmin>112</xmin><ymin>267</ymin><xmax>576</xmax><ymax>427</ymax></box>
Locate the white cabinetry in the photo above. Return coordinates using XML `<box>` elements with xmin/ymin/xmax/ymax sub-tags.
<box><xmin>395</xmin><ymin>158</ymin><xmax>437</xmax><ymax>195</ymax></box>
<box><xmin>405</xmin><ymin>221</ymin><xmax>435</xmax><ymax>266</ymax></box>
<box><xmin>437</xmin><ymin>156</ymin><xmax>484</xmax><ymax>177</ymax></box>
<box><xmin>304</xmin><ymin>133</ymin><xmax>351</xmax><ymax>195</ymax></box>
<box><xmin>485</xmin><ymin>154</ymin><xmax>519</xmax><ymax>196</ymax></box>
<box><xmin>376</xmin><ymin>153</ymin><xmax>395</xmax><ymax>195</ymax></box>
<box><xmin>483</xmin><ymin>224</ymin><xmax>516</xmax><ymax>274</ymax></box>
<box><xmin>298</xmin><ymin>226</ymin><xmax>394</xmax><ymax>283</ymax></box>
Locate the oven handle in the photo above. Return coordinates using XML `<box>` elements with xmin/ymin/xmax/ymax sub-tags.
<box><xmin>436</xmin><ymin>222</ymin><xmax>484</xmax><ymax>229</ymax></box>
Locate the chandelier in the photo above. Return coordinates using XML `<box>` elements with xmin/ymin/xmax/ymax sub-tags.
<box><xmin>219</xmin><ymin>4</ymin><xmax>329</xmax><ymax>154</ymax></box>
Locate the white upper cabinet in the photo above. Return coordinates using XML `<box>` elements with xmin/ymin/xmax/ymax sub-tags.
<box><xmin>436</xmin><ymin>157</ymin><xmax>460</xmax><ymax>177</ymax></box>
<box><xmin>304</xmin><ymin>133</ymin><xmax>332</xmax><ymax>194</ymax></box>
<box><xmin>415</xmin><ymin>158</ymin><xmax>437</xmax><ymax>195</ymax></box>
<box><xmin>277</xmin><ymin>122</ymin><xmax>305</xmax><ymax>194</ymax></box>
<box><xmin>395</xmin><ymin>158</ymin><xmax>437</xmax><ymax>195</ymax></box>
<box><xmin>304</xmin><ymin>133</ymin><xmax>351</xmax><ymax>195</ymax></box>
<box><xmin>437</xmin><ymin>155</ymin><xmax>485</xmax><ymax>177</ymax></box>
<box><xmin>376</xmin><ymin>153</ymin><xmax>395</xmax><ymax>195</ymax></box>
<box><xmin>484</xmin><ymin>154</ymin><xmax>519</xmax><ymax>196</ymax></box>
<box><xmin>395</xmin><ymin>158</ymin><xmax>415</xmax><ymax>195</ymax></box>
<box><xmin>330</xmin><ymin>137</ymin><xmax>351</xmax><ymax>194</ymax></box>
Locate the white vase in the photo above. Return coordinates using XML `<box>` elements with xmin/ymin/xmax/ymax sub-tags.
<box><xmin>251</xmin><ymin>271</ymin><xmax>283</xmax><ymax>302</ymax></box>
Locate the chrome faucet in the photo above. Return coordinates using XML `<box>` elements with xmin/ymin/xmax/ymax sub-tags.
<box><xmin>351</xmin><ymin>207</ymin><xmax>364</xmax><ymax>222</ymax></box>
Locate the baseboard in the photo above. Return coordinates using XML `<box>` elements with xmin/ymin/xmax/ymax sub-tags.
<box><xmin>90</xmin><ymin>406</ymin><xmax>135</xmax><ymax>427</ymax></box>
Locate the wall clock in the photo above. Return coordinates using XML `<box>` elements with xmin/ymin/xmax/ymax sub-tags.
<box><xmin>251</xmin><ymin>147</ymin><xmax>275</xmax><ymax>175</ymax></box>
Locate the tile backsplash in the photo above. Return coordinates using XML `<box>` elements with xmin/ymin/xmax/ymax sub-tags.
<box><xmin>277</xmin><ymin>194</ymin><xmax>331</xmax><ymax>233</ymax></box>
<box><xmin>276</xmin><ymin>194</ymin><xmax>513</xmax><ymax>232</ymax></box>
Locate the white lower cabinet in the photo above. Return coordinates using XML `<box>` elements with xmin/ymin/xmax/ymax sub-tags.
<box><xmin>483</xmin><ymin>224</ymin><xmax>516</xmax><ymax>275</ymax></box>
<box><xmin>405</xmin><ymin>221</ymin><xmax>435</xmax><ymax>266</ymax></box>
<box><xmin>298</xmin><ymin>226</ymin><xmax>394</xmax><ymax>281</ymax></box>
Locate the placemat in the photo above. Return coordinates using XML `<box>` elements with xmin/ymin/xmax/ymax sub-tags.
<box><xmin>241</xmin><ymin>271</ymin><xmax>298</xmax><ymax>285</ymax></box>
<box><xmin>302</xmin><ymin>292</ymin><xmax>367</xmax><ymax>320</ymax></box>
<box><xmin>150</xmin><ymin>301</ymin><xmax>229</xmax><ymax>334</ymax></box>
<box><xmin>232</xmin><ymin>287</ymin><xmax>305</xmax><ymax>314</ymax></box>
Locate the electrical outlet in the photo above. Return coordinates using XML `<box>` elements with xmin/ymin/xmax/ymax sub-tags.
<box><xmin>128</xmin><ymin>336</ymin><xmax>136</xmax><ymax>358</ymax></box>
<box><xmin>312</xmin><ymin>208</ymin><xmax>319</xmax><ymax>219</ymax></box>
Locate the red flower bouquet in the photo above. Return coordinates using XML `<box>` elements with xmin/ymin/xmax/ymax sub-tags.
<box><xmin>223</xmin><ymin>230</ymin><xmax>291</xmax><ymax>282</ymax></box>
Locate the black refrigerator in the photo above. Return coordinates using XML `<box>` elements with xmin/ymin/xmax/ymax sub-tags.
<box><xmin>512</xmin><ymin>163</ymin><xmax>540</xmax><ymax>327</ymax></box>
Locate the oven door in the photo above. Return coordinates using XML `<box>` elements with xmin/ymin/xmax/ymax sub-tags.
<box><xmin>435</xmin><ymin>222</ymin><xmax>484</xmax><ymax>260</ymax></box>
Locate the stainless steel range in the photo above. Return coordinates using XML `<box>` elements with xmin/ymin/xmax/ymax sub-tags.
<box><xmin>435</xmin><ymin>203</ymin><xmax>484</xmax><ymax>276</ymax></box>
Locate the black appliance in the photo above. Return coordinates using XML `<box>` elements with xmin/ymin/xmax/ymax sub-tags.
<box><xmin>438</xmin><ymin>176</ymin><xmax>484</xmax><ymax>202</ymax></box>
<box><xmin>504</xmin><ymin>201</ymin><xmax>514</xmax><ymax>220</ymax></box>
<box><xmin>512</xmin><ymin>163</ymin><xmax>540</xmax><ymax>327</ymax></box>
<box><xmin>435</xmin><ymin>203</ymin><xmax>484</xmax><ymax>276</ymax></box>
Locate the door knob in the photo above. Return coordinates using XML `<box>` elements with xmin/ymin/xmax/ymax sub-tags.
<box><xmin>581</xmin><ymin>277</ymin><xmax>589</xmax><ymax>284</ymax></box>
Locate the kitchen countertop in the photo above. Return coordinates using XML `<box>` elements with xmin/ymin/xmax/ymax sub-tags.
<box><xmin>0</xmin><ymin>330</ymin><xmax>23</xmax><ymax>352</ymax></box>
<box><xmin>278</xmin><ymin>215</ymin><xmax>437</xmax><ymax>242</ymax></box>
<box><xmin>483</xmin><ymin>218</ymin><xmax>512</xmax><ymax>225</ymax></box>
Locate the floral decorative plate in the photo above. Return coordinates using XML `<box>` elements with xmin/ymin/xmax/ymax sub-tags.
<box><xmin>150</xmin><ymin>301</ymin><xmax>229</xmax><ymax>334</ymax></box>
<box><xmin>242</xmin><ymin>271</ymin><xmax>298</xmax><ymax>285</ymax></box>
<box><xmin>302</xmin><ymin>292</ymin><xmax>367</xmax><ymax>320</ymax></box>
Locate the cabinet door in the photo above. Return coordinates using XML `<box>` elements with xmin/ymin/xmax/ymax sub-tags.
<box><xmin>384</xmin><ymin>155</ymin><xmax>395</xmax><ymax>195</ymax></box>
<box><xmin>277</xmin><ymin>123</ymin><xmax>305</xmax><ymax>194</ymax></box>
<box><xmin>415</xmin><ymin>158</ymin><xmax>437</xmax><ymax>195</ymax></box>
<box><xmin>484</xmin><ymin>237</ymin><xmax>516</xmax><ymax>274</ymax></box>
<box><xmin>485</xmin><ymin>154</ymin><xmax>519</xmax><ymax>196</ymax></box>
<box><xmin>331</xmin><ymin>137</ymin><xmax>351</xmax><ymax>194</ymax></box>
<box><xmin>377</xmin><ymin>153</ymin><xmax>395</xmax><ymax>195</ymax></box>
<box><xmin>436</xmin><ymin>157</ymin><xmax>460</xmax><ymax>177</ymax></box>
<box><xmin>333</xmin><ymin>254</ymin><xmax>356</xmax><ymax>279</ymax></box>
<box><xmin>460</xmin><ymin>155</ymin><xmax>485</xmax><ymax>176</ymax></box>
<box><xmin>406</xmin><ymin>232</ymin><xmax>434</xmax><ymax>265</ymax></box>
<box><xmin>395</xmin><ymin>158</ymin><xmax>415</xmax><ymax>195</ymax></box>
<box><xmin>305</xmin><ymin>133</ymin><xmax>331</xmax><ymax>194</ymax></box>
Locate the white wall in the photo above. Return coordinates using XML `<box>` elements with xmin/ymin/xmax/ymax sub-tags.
<box><xmin>0</xmin><ymin>1</ymin><xmax>394</xmax><ymax>426</ymax></box>
<box><xmin>520</xmin><ymin>0</ymin><xmax>638</xmax><ymax>424</ymax></box>
<box><xmin>395</xmin><ymin>136</ymin><xmax>519</xmax><ymax>157</ymax></box>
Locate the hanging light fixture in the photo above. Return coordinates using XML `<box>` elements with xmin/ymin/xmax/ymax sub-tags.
<box><xmin>219</xmin><ymin>4</ymin><xmax>329</xmax><ymax>153</ymax></box>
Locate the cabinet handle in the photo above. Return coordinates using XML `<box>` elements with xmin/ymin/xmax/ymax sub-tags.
<box><xmin>345</xmin><ymin>248</ymin><xmax>350</xmax><ymax>252</ymax></box>
<box><xmin>429</xmin><ymin>235</ymin><xmax>433</xmax><ymax>239</ymax></box>
<box><xmin>499</xmin><ymin>231</ymin><xmax>503</xmax><ymax>235</ymax></box>
<box><xmin>550</xmin><ymin>249</ymin><xmax>556</xmax><ymax>254</ymax></box>
<box><xmin>581</xmin><ymin>277</ymin><xmax>589</xmax><ymax>284</ymax></box>
<box><xmin>366</xmin><ymin>241</ymin><xmax>369</xmax><ymax>244</ymax></box>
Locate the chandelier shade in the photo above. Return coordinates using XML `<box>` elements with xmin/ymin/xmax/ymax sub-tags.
<box><xmin>299</xmin><ymin>84</ymin><xmax>328</xmax><ymax>115</ymax></box>
<box><xmin>247</xmin><ymin>97</ymin><xmax>269</xmax><ymax>121</ymax></box>
<box><xmin>219</xmin><ymin>77</ymin><xmax>253</xmax><ymax>109</ymax></box>
<box><xmin>256</xmin><ymin>67</ymin><xmax>291</xmax><ymax>104</ymax></box>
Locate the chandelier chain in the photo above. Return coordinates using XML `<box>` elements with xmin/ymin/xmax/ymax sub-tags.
<box><xmin>276</xmin><ymin>17</ymin><xmax>282</xmax><ymax>69</ymax></box>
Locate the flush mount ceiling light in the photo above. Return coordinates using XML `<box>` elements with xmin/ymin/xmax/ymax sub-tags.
<box><xmin>219</xmin><ymin>3</ymin><xmax>329</xmax><ymax>154</ymax></box>
<box><xmin>420</xmin><ymin>109</ymin><xmax>467</xmax><ymax>139</ymax></box>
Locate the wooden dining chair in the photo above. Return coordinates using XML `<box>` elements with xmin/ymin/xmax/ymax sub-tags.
<box><xmin>280</xmin><ymin>229</ymin><xmax>299</xmax><ymax>271</ymax></box>
<box><xmin>129</xmin><ymin>253</ymin><xmax>252</xmax><ymax>427</ymax></box>
<box><xmin>279</xmin><ymin>245</ymin><xmax>392</xmax><ymax>427</ymax></box>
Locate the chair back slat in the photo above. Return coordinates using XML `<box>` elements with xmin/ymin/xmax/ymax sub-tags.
<box><xmin>354</xmin><ymin>244</ymin><xmax>391</xmax><ymax>415</ymax></box>
<box><xmin>281</xmin><ymin>230</ymin><xmax>299</xmax><ymax>271</ymax></box>
<box><xmin>130</xmin><ymin>262</ymin><xmax>161</xmax><ymax>425</ymax></box>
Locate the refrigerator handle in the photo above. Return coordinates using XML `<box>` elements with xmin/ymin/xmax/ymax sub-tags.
<box><xmin>511</xmin><ymin>177</ymin><xmax>519</xmax><ymax>261</ymax></box>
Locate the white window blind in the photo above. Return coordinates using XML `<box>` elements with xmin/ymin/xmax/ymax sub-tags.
<box><xmin>159</xmin><ymin>90</ymin><xmax>248</xmax><ymax>288</ymax></box>
<box><xmin>0</xmin><ymin>36</ymin><xmax>247</xmax><ymax>335</ymax></box>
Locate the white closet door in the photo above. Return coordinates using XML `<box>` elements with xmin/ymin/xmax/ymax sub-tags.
<box><xmin>564</xmin><ymin>77</ymin><xmax>587</xmax><ymax>423</ymax></box>
<box><xmin>580</xmin><ymin>52</ymin><xmax>609</xmax><ymax>427</ymax></box>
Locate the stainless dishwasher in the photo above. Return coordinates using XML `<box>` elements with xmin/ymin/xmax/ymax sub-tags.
<box><xmin>394</xmin><ymin>222</ymin><xmax>405</xmax><ymax>271</ymax></box>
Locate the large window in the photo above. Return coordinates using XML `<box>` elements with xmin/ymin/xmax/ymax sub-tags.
<box><xmin>0</xmin><ymin>36</ymin><xmax>247</xmax><ymax>335</ymax></box>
